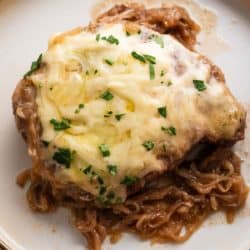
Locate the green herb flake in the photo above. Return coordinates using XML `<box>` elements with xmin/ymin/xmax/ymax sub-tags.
<box><xmin>99</xmin><ymin>186</ymin><xmax>106</xmax><ymax>195</ymax></box>
<box><xmin>193</xmin><ymin>80</ymin><xmax>206</xmax><ymax>92</ymax></box>
<box><xmin>104</xmin><ymin>59</ymin><xmax>114</xmax><ymax>66</ymax></box>
<box><xmin>115</xmin><ymin>113</ymin><xmax>125</xmax><ymax>121</ymax></box>
<box><xmin>96</xmin><ymin>34</ymin><xmax>101</xmax><ymax>41</ymax></box>
<box><xmin>158</xmin><ymin>106</ymin><xmax>167</xmax><ymax>118</ymax></box>
<box><xmin>75</xmin><ymin>103</ymin><xmax>84</xmax><ymax>114</ymax></box>
<box><xmin>100</xmin><ymin>90</ymin><xmax>114</xmax><ymax>101</ymax></box>
<box><xmin>96</xmin><ymin>192</ymin><xmax>114</xmax><ymax>205</ymax></box>
<box><xmin>167</xmin><ymin>81</ymin><xmax>173</xmax><ymax>86</ymax></box>
<box><xmin>107</xmin><ymin>164</ymin><xmax>117</xmax><ymax>176</ymax></box>
<box><xmin>104</xmin><ymin>111</ymin><xmax>113</xmax><ymax>118</ymax></box>
<box><xmin>121</xmin><ymin>176</ymin><xmax>137</xmax><ymax>186</ymax></box>
<box><xmin>131</xmin><ymin>51</ymin><xmax>146</xmax><ymax>63</ymax></box>
<box><xmin>161</xmin><ymin>126</ymin><xmax>177</xmax><ymax>136</ymax></box>
<box><xmin>24</xmin><ymin>54</ymin><xmax>43</xmax><ymax>78</ymax></box>
<box><xmin>160</xmin><ymin>69</ymin><xmax>166</xmax><ymax>77</ymax></box>
<box><xmin>94</xmin><ymin>69</ymin><xmax>98</xmax><ymax>74</ymax></box>
<box><xmin>106</xmin><ymin>35</ymin><xmax>119</xmax><ymax>45</ymax></box>
<box><xmin>83</xmin><ymin>165</ymin><xmax>92</xmax><ymax>174</ymax></box>
<box><xmin>98</xmin><ymin>176</ymin><xmax>104</xmax><ymax>185</ymax></box>
<box><xmin>126</xmin><ymin>31</ymin><xmax>131</xmax><ymax>36</ymax></box>
<box><xmin>143</xmin><ymin>54</ymin><xmax>156</xmax><ymax>64</ymax></box>
<box><xmin>53</xmin><ymin>148</ymin><xmax>74</xmax><ymax>168</ymax></box>
<box><xmin>153</xmin><ymin>35</ymin><xmax>164</xmax><ymax>48</ymax></box>
<box><xmin>149</xmin><ymin>63</ymin><xmax>155</xmax><ymax>80</ymax></box>
<box><xmin>50</xmin><ymin>118</ymin><xmax>70</xmax><ymax>131</ymax></box>
<box><xmin>98</xmin><ymin>144</ymin><xmax>110</xmax><ymax>157</ymax></box>
<box><xmin>142</xmin><ymin>141</ymin><xmax>154</xmax><ymax>151</ymax></box>
<box><xmin>101</xmin><ymin>35</ymin><xmax>119</xmax><ymax>45</ymax></box>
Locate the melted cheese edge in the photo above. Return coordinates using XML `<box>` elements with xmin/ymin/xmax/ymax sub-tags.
<box><xmin>30</xmin><ymin>23</ymin><xmax>244</xmax><ymax>201</ymax></box>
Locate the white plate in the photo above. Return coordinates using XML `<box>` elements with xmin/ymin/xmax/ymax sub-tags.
<box><xmin>0</xmin><ymin>0</ymin><xmax>250</xmax><ymax>249</ymax></box>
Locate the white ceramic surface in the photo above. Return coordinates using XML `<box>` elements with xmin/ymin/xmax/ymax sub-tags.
<box><xmin>0</xmin><ymin>0</ymin><xmax>250</xmax><ymax>249</ymax></box>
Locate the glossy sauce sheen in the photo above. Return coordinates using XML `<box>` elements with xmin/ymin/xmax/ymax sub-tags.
<box><xmin>30</xmin><ymin>23</ymin><xmax>245</xmax><ymax>200</ymax></box>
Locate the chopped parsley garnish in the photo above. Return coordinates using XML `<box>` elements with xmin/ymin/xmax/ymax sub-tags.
<box><xmin>97</xmin><ymin>192</ymin><xmax>119</xmax><ymax>204</ymax></box>
<box><xmin>149</xmin><ymin>63</ymin><xmax>155</xmax><ymax>80</ymax></box>
<box><xmin>167</xmin><ymin>81</ymin><xmax>173</xmax><ymax>86</ymax></box>
<box><xmin>131</xmin><ymin>51</ymin><xmax>146</xmax><ymax>63</ymax></box>
<box><xmin>96</xmin><ymin>34</ymin><xmax>100</xmax><ymax>41</ymax></box>
<box><xmin>142</xmin><ymin>141</ymin><xmax>154</xmax><ymax>151</ymax></box>
<box><xmin>158</xmin><ymin>106</ymin><xmax>167</xmax><ymax>118</ymax></box>
<box><xmin>99</xmin><ymin>186</ymin><xmax>106</xmax><ymax>195</ymax></box>
<box><xmin>126</xmin><ymin>31</ymin><xmax>131</xmax><ymax>36</ymax></box>
<box><xmin>143</xmin><ymin>54</ymin><xmax>156</xmax><ymax>64</ymax></box>
<box><xmin>50</xmin><ymin>118</ymin><xmax>70</xmax><ymax>131</ymax></box>
<box><xmin>131</xmin><ymin>52</ymin><xmax>156</xmax><ymax>79</ymax></box>
<box><xmin>100</xmin><ymin>90</ymin><xmax>114</xmax><ymax>101</ymax></box>
<box><xmin>153</xmin><ymin>35</ymin><xmax>164</xmax><ymax>48</ymax></box>
<box><xmin>121</xmin><ymin>176</ymin><xmax>137</xmax><ymax>186</ymax></box>
<box><xmin>94</xmin><ymin>69</ymin><xmax>98</xmax><ymax>74</ymax></box>
<box><xmin>193</xmin><ymin>80</ymin><xmax>206</xmax><ymax>91</ymax></box>
<box><xmin>41</xmin><ymin>140</ymin><xmax>49</xmax><ymax>147</ymax></box>
<box><xmin>161</xmin><ymin>126</ymin><xmax>177</xmax><ymax>136</ymax></box>
<box><xmin>102</xmin><ymin>35</ymin><xmax>119</xmax><ymax>45</ymax></box>
<box><xmin>160</xmin><ymin>70</ymin><xmax>165</xmax><ymax>77</ymax></box>
<box><xmin>83</xmin><ymin>165</ymin><xmax>92</xmax><ymax>174</ymax></box>
<box><xmin>86</xmin><ymin>70</ymin><xmax>89</xmax><ymax>75</ymax></box>
<box><xmin>106</xmin><ymin>35</ymin><xmax>119</xmax><ymax>45</ymax></box>
<box><xmin>98</xmin><ymin>144</ymin><xmax>110</xmax><ymax>157</ymax></box>
<box><xmin>24</xmin><ymin>54</ymin><xmax>42</xmax><ymax>78</ymax></box>
<box><xmin>115</xmin><ymin>113</ymin><xmax>125</xmax><ymax>121</ymax></box>
<box><xmin>104</xmin><ymin>59</ymin><xmax>114</xmax><ymax>66</ymax></box>
<box><xmin>75</xmin><ymin>103</ymin><xmax>84</xmax><ymax>114</ymax></box>
<box><xmin>160</xmin><ymin>80</ymin><xmax>172</xmax><ymax>86</ymax></box>
<box><xmin>97</xmin><ymin>191</ymin><xmax>116</xmax><ymax>205</ymax></box>
<box><xmin>82</xmin><ymin>166</ymin><xmax>104</xmax><ymax>187</ymax></box>
<box><xmin>98</xmin><ymin>176</ymin><xmax>104</xmax><ymax>185</ymax></box>
<box><xmin>53</xmin><ymin>148</ymin><xmax>74</xmax><ymax>168</ymax></box>
<box><xmin>104</xmin><ymin>111</ymin><xmax>113</xmax><ymax>118</ymax></box>
<box><xmin>107</xmin><ymin>164</ymin><xmax>117</xmax><ymax>176</ymax></box>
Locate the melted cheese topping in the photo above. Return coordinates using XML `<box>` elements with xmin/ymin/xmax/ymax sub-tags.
<box><xmin>30</xmin><ymin>23</ymin><xmax>245</xmax><ymax>201</ymax></box>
